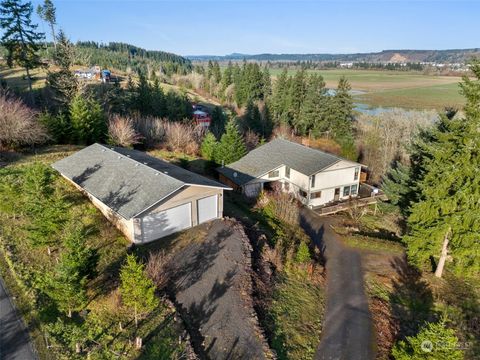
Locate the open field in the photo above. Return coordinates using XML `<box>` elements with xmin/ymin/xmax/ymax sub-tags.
<box><xmin>269</xmin><ymin>68</ymin><xmax>465</xmax><ymax>109</ymax></box>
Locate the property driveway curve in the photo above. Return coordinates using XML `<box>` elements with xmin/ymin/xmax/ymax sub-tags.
<box><xmin>170</xmin><ymin>219</ymin><xmax>271</xmax><ymax>360</ymax></box>
<box><xmin>0</xmin><ymin>276</ymin><xmax>37</xmax><ymax>360</ymax></box>
<box><xmin>300</xmin><ymin>208</ymin><xmax>375</xmax><ymax>360</ymax></box>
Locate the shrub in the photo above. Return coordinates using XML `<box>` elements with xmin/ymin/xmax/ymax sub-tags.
<box><xmin>145</xmin><ymin>251</ymin><xmax>172</xmax><ymax>291</ymax></box>
<box><xmin>108</xmin><ymin>115</ymin><xmax>142</xmax><ymax>147</ymax></box>
<box><xmin>392</xmin><ymin>318</ymin><xmax>463</xmax><ymax>360</ymax></box>
<box><xmin>39</xmin><ymin>112</ymin><xmax>71</xmax><ymax>144</ymax></box>
<box><xmin>164</xmin><ymin>122</ymin><xmax>200</xmax><ymax>155</ymax></box>
<box><xmin>295</xmin><ymin>241</ymin><xmax>311</xmax><ymax>264</ymax></box>
<box><xmin>132</xmin><ymin>116</ymin><xmax>166</xmax><ymax>148</ymax></box>
<box><xmin>0</xmin><ymin>90</ymin><xmax>49</xmax><ymax>150</ymax></box>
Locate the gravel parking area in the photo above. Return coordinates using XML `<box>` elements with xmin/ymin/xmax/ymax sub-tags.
<box><xmin>170</xmin><ymin>219</ymin><xmax>271</xmax><ymax>360</ymax></box>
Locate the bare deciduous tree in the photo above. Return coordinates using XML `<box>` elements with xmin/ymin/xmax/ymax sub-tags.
<box><xmin>164</xmin><ymin>122</ymin><xmax>201</xmax><ymax>155</ymax></box>
<box><xmin>145</xmin><ymin>251</ymin><xmax>172</xmax><ymax>291</ymax></box>
<box><xmin>356</xmin><ymin>109</ymin><xmax>436</xmax><ymax>183</ymax></box>
<box><xmin>0</xmin><ymin>90</ymin><xmax>49</xmax><ymax>150</ymax></box>
<box><xmin>108</xmin><ymin>115</ymin><xmax>142</xmax><ymax>148</ymax></box>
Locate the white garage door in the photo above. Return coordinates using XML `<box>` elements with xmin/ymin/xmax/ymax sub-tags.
<box><xmin>142</xmin><ymin>203</ymin><xmax>191</xmax><ymax>242</ymax></box>
<box><xmin>197</xmin><ymin>195</ymin><xmax>218</xmax><ymax>224</ymax></box>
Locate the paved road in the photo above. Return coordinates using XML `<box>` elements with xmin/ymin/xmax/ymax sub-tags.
<box><xmin>0</xmin><ymin>277</ymin><xmax>37</xmax><ymax>360</ymax></box>
<box><xmin>300</xmin><ymin>208</ymin><xmax>375</xmax><ymax>360</ymax></box>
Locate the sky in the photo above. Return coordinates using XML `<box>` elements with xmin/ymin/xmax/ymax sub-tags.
<box><xmin>30</xmin><ymin>0</ymin><xmax>479</xmax><ymax>56</ymax></box>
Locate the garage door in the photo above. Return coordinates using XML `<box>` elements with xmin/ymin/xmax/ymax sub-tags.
<box><xmin>142</xmin><ymin>203</ymin><xmax>191</xmax><ymax>242</ymax></box>
<box><xmin>197</xmin><ymin>195</ymin><xmax>218</xmax><ymax>224</ymax></box>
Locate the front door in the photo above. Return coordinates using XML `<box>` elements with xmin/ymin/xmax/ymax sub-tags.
<box><xmin>334</xmin><ymin>188</ymin><xmax>340</xmax><ymax>201</ymax></box>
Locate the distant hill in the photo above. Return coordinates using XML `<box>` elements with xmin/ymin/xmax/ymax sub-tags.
<box><xmin>187</xmin><ymin>49</ymin><xmax>480</xmax><ymax>63</ymax></box>
<box><xmin>74</xmin><ymin>41</ymin><xmax>192</xmax><ymax>75</ymax></box>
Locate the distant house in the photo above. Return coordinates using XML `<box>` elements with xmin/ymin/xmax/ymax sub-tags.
<box><xmin>217</xmin><ymin>139</ymin><xmax>364</xmax><ymax>208</ymax></box>
<box><xmin>52</xmin><ymin>144</ymin><xmax>231</xmax><ymax>243</ymax></box>
<box><xmin>193</xmin><ymin>110</ymin><xmax>211</xmax><ymax>128</ymax></box>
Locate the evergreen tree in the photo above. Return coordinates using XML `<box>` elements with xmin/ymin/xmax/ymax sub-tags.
<box><xmin>403</xmin><ymin>61</ymin><xmax>480</xmax><ymax>278</ymax></box>
<box><xmin>289</xmin><ymin>68</ymin><xmax>307</xmax><ymax>129</ymax></box>
<box><xmin>244</xmin><ymin>100</ymin><xmax>263</xmax><ymax>135</ymax></box>
<box><xmin>46</xmin><ymin>30</ymin><xmax>78</xmax><ymax>109</ymax></box>
<box><xmin>271</xmin><ymin>68</ymin><xmax>291</xmax><ymax>125</ymax></box>
<box><xmin>209</xmin><ymin>106</ymin><xmax>226</xmax><ymax>139</ymax></box>
<box><xmin>42</xmin><ymin>224</ymin><xmax>96</xmax><ymax>317</ymax></box>
<box><xmin>36</xmin><ymin>0</ymin><xmax>56</xmax><ymax>48</ymax></box>
<box><xmin>221</xmin><ymin>61</ymin><xmax>234</xmax><ymax>95</ymax></box>
<box><xmin>200</xmin><ymin>131</ymin><xmax>217</xmax><ymax>161</ymax></box>
<box><xmin>151</xmin><ymin>77</ymin><xmax>166</xmax><ymax>117</ymax></box>
<box><xmin>214</xmin><ymin>120</ymin><xmax>247</xmax><ymax>165</ymax></box>
<box><xmin>120</xmin><ymin>254</ymin><xmax>158</xmax><ymax>327</ymax></box>
<box><xmin>61</xmin><ymin>225</ymin><xmax>99</xmax><ymax>281</ymax></box>
<box><xmin>297</xmin><ymin>73</ymin><xmax>326</xmax><ymax>136</ymax></box>
<box><xmin>261</xmin><ymin>66</ymin><xmax>272</xmax><ymax>99</ymax></box>
<box><xmin>0</xmin><ymin>0</ymin><xmax>45</xmax><ymax>94</ymax></box>
<box><xmin>70</xmin><ymin>94</ymin><xmax>107</xmax><ymax>144</ymax></box>
<box><xmin>382</xmin><ymin>162</ymin><xmax>414</xmax><ymax>215</ymax></box>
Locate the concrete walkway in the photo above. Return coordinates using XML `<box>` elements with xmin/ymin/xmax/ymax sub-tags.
<box><xmin>300</xmin><ymin>208</ymin><xmax>375</xmax><ymax>360</ymax></box>
<box><xmin>0</xmin><ymin>276</ymin><xmax>37</xmax><ymax>360</ymax></box>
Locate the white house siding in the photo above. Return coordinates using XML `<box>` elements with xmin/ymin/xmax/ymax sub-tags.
<box><xmin>258</xmin><ymin>165</ymin><xmax>286</xmax><ymax>182</ymax></box>
<box><xmin>308</xmin><ymin>161</ymin><xmax>361</xmax><ymax>207</ymax></box>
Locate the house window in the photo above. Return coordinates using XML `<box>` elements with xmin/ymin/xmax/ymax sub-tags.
<box><xmin>311</xmin><ymin>174</ymin><xmax>316</xmax><ymax>188</ymax></box>
<box><xmin>285</xmin><ymin>166</ymin><xmax>290</xmax><ymax>179</ymax></box>
<box><xmin>299</xmin><ymin>190</ymin><xmax>307</xmax><ymax>198</ymax></box>
<box><xmin>351</xmin><ymin>184</ymin><xmax>358</xmax><ymax>196</ymax></box>
<box><xmin>354</xmin><ymin>167</ymin><xmax>359</xmax><ymax>181</ymax></box>
<box><xmin>311</xmin><ymin>191</ymin><xmax>321</xmax><ymax>199</ymax></box>
<box><xmin>343</xmin><ymin>186</ymin><xmax>350</xmax><ymax>197</ymax></box>
<box><xmin>268</xmin><ymin>170</ymin><xmax>279</xmax><ymax>178</ymax></box>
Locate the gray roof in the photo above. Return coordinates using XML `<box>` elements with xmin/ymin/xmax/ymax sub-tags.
<box><xmin>52</xmin><ymin>144</ymin><xmax>229</xmax><ymax>219</ymax></box>
<box><xmin>217</xmin><ymin>138</ymin><xmax>358</xmax><ymax>186</ymax></box>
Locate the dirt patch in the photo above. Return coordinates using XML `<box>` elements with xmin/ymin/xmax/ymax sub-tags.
<box><xmin>169</xmin><ymin>219</ymin><xmax>272</xmax><ymax>360</ymax></box>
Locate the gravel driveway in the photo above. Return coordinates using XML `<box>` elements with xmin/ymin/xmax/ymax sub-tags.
<box><xmin>170</xmin><ymin>219</ymin><xmax>271</xmax><ymax>360</ymax></box>
<box><xmin>300</xmin><ymin>208</ymin><xmax>375</xmax><ymax>360</ymax></box>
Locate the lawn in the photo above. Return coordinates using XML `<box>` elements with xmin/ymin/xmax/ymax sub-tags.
<box><xmin>0</xmin><ymin>146</ymin><xmax>189</xmax><ymax>359</ymax></box>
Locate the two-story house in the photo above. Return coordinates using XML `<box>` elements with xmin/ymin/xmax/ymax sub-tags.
<box><xmin>217</xmin><ymin>138</ymin><xmax>364</xmax><ymax>208</ymax></box>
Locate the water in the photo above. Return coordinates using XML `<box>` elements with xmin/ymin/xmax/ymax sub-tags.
<box><xmin>353</xmin><ymin>102</ymin><xmax>396</xmax><ymax>115</ymax></box>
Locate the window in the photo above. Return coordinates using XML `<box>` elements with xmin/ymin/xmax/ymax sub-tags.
<box><xmin>343</xmin><ymin>186</ymin><xmax>350</xmax><ymax>197</ymax></box>
<box><xmin>311</xmin><ymin>191</ymin><xmax>321</xmax><ymax>199</ymax></box>
<box><xmin>311</xmin><ymin>174</ymin><xmax>316</xmax><ymax>188</ymax></box>
<box><xmin>354</xmin><ymin>167</ymin><xmax>360</xmax><ymax>181</ymax></box>
<box><xmin>299</xmin><ymin>190</ymin><xmax>307</xmax><ymax>198</ymax></box>
<box><xmin>351</xmin><ymin>184</ymin><xmax>358</xmax><ymax>196</ymax></box>
<box><xmin>268</xmin><ymin>170</ymin><xmax>279</xmax><ymax>178</ymax></box>
<box><xmin>285</xmin><ymin>166</ymin><xmax>290</xmax><ymax>179</ymax></box>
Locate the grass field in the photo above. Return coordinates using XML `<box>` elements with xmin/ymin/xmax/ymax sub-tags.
<box><xmin>1</xmin><ymin>63</ymin><xmax>465</xmax><ymax>110</ymax></box>
<box><xmin>269</xmin><ymin>68</ymin><xmax>464</xmax><ymax>109</ymax></box>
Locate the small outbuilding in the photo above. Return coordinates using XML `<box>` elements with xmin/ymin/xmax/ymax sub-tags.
<box><xmin>52</xmin><ymin>144</ymin><xmax>231</xmax><ymax>243</ymax></box>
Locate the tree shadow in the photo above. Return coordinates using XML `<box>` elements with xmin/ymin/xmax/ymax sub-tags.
<box><xmin>389</xmin><ymin>257</ymin><xmax>436</xmax><ymax>340</ymax></box>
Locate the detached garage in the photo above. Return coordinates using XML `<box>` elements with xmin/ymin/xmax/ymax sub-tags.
<box><xmin>52</xmin><ymin>144</ymin><xmax>231</xmax><ymax>244</ymax></box>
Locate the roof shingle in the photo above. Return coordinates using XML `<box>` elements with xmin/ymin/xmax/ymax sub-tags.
<box><xmin>52</xmin><ymin>144</ymin><xmax>228</xmax><ymax>219</ymax></box>
<box><xmin>217</xmin><ymin>138</ymin><xmax>355</xmax><ymax>185</ymax></box>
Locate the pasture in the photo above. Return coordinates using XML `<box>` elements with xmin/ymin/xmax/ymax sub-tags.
<box><xmin>269</xmin><ymin>68</ymin><xmax>465</xmax><ymax>109</ymax></box>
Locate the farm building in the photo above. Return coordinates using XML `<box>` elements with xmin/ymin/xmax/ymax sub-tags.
<box><xmin>217</xmin><ymin>138</ymin><xmax>365</xmax><ymax>208</ymax></box>
<box><xmin>52</xmin><ymin>144</ymin><xmax>231</xmax><ymax>243</ymax></box>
